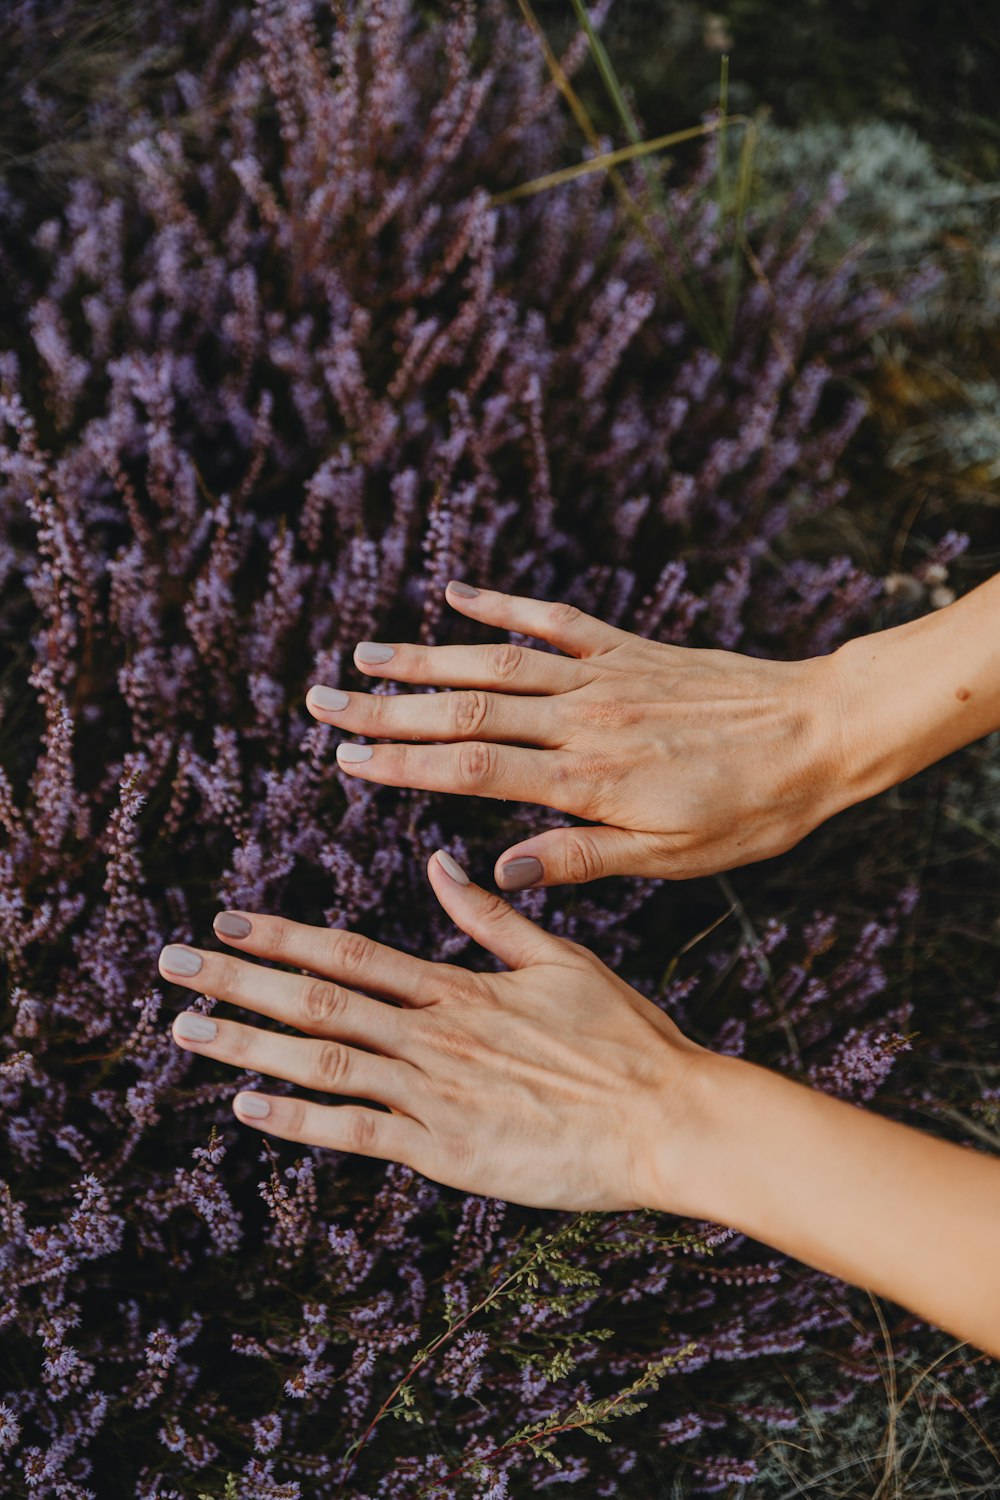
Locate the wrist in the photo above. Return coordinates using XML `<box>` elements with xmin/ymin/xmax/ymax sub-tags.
<box><xmin>640</xmin><ymin>1046</ymin><xmax>754</xmax><ymax>1221</ymax></box>
<box><xmin>819</xmin><ymin>631</ymin><xmax>909</xmax><ymax>813</ymax></box>
<box><xmin>826</xmin><ymin>585</ymin><xmax>1000</xmax><ymax>812</ymax></box>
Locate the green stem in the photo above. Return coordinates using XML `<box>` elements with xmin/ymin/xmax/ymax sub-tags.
<box><xmin>336</xmin><ymin>1220</ymin><xmax>583</xmax><ymax>1495</ymax></box>
<box><xmin>519</xmin><ymin>0</ymin><xmax>724</xmax><ymax>354</ymax></box>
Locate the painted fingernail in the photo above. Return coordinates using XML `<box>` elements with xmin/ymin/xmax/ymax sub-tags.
<box><xmin>310</xmin><ymin>685</ymin><xmax>350</xmax><ymax>712</ymax></box>
<box><xmin>337</xmin><ymin>743</ymin><xmax>374</xmax><ymax>764</ymax></box>
<box><xmin>447</xmin><ymin>580</ymin><xmax>480</xmax><ymax>599</ymax></box>
<box><xmin>160</xmin><ymin>944</ymin><xmax>204</xmax><ymax>976</ymax></box>
<box><xmin>214</xmin><ymin>911</ymin><xmax>252</xmax><ymax>939</ymax></box>
<box><xmin>436</xmin><ymin>849</ymin><xmax>470</xmax><ymax>886</ymax></box>
<box><xmin>174</xmin><ymin>1011</ymin><xmax>218</xmax><ymax>1042</ymax></box>
<box><xmin>497</xmin><ymin>856</ymin><xmax>544</xmax><ymax>892</ymax></box>
<box><xmin>235</xmin><ymin>1092</ymin><xmax>271</xmax><ymax>1119</ymax></box>
<box><xmin>356</xmin><ymin>642</ymin><xmax>395</xmax><ymax>665</ymax></box>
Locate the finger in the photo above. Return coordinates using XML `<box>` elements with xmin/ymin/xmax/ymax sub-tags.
<box><xmin>157</xmin><ymin>943</ymin><xmax>408</xmax><ymax>1049</ymax></box>
<box><xmin>306</xmin><ymin>685</ymin><xmax>563</xmax><ymax>748</ymax></box>
<box><xmin>445</xmin><ymin>581</ymin><xmax>629</xmax><ymax>658</ymax></box>
<box><xmin>426</xmin><ymin>848</ymin><xmax>562</xmax><ymax>969</ymax></box>
<box><xmin>233</xmin><ymin>1091</ymin><xmax>424</xmax><ymax>1165</ymax></box>
<box><xmin>345</xmin><ymin>638</ymin><xmax>584</xmax><ymax>693</ymax></box>
<box><xmin>171</xmin><ymin>1011</ymin><xmax>418</xmax><ymax>1109</ymax></box>
<box><xmin>334</xmin><ymin>739</ymin><xmax>576</xmax><ymax>807</ymax></box>
<box><xmin>493</xmin><ymin>826</ymin><xmax>666</xmax><ymax>891</ymax></box>
<box><xmin>206</xmin><ymin>912</ymin><xmax>443</xmax><ymax>1007</ymax></box>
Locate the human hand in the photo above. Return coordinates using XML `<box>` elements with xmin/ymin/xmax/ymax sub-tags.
<box><xmin>160</xmin><ymin>852</ymin><xmax>706</xmax><ymax>1214</ymax></box>
<box><xmin>306</xmin><ymin>583</ymin><xmax>849</xmax><ymax>890</ymax></box>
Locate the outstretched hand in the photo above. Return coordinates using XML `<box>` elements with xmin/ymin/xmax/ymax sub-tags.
<box><xmin>160</xmin><ymin>853</ymin><xmax>704</xmax><ymax>1214</ymax></box>
<box><xmin>306</xmin><ymin>583</ymin><xmax>848</xmax><ymax>889</ymax></box>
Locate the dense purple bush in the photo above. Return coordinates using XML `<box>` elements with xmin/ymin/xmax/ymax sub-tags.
<box><xmin>1</xmin><ymin>1</ymin><xmax>997</xmax><ymax>1495</ymax></box>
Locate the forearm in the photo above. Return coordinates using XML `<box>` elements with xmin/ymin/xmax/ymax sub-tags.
<box><xmin>829</xmin><ymin>571</ymin><xmax>1000</xmax><ymax>809</ymax></box>
<box><xmin>661</xmin><ymin>1052</ymin><xmax>1000</xmax><ymax>1353</ymax></box>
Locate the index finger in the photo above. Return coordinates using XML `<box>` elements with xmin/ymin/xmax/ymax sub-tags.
<box><xmin>211</xmin><ymin>910</ymin><xmax>445</xmax><ymax>1008</ymax></box>
<box><xmin>349</xmin><ymin>638</ymin><xmax>586</xmax><ymax>694</ymax></box>
<box><xmin>444</xmin><ymin>582</ymin><xmax>630</xmax><ymax>658</ymax></box>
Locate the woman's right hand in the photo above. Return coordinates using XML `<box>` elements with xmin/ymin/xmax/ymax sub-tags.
<box><xmin>164</xmin><ymin>851</ymin><xmax>1000</xmax><ymax>1354</ymax></box>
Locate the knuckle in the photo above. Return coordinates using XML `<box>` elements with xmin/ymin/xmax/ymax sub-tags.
<box><xmin>477</xmin><ymin>891</ymin><xmax>512</xmax><ymax>926</ymax></box>
<box><xmin>366</xmin><ymin>692</ymin><xmax>391</xmax><ymax>726</ymax></box>
<box><xmin>431</xmin><ymin>1023</ymin><xmax>479</xmax><ymax>1064</ymax></box>
<box><xmin>549</xmin><ymin>601</ymin><xmax>581</xmax><ymax>628</ymax></box>
<box><xmin>548</xmin><ymin>754</ymin><xmax>575</xmax><ymax>787</ymax></box>
<box><xmin>262</xmin><ymin>920</ymin><xmax>291</xmax><ymax>959</ymax></box>
<box><xmin>226</xmin><ymin>1023</ymin><xmax>251</xmax><ymax>1061</ymax></box>
<box><xmin>488</xmin><ymin>643</ymin><xmax>525</xmax><ymax>683</ymax></box>
<box><xmin>578</xmin><ymin>748</ymin><xmax>620</xmax><ymax>782</ymax></box>
<box><xmin>435</xmin><ymin>1077</ymin><xmax>467</xmax><ymax>1107</ymax></box>
<box><xmin>451</xmin><ymin>689</ymin><xmax>490</xmax><ymax>738</ymax></box>
<box><xmin>314</xmin><ymin>1041</ymin><xmax>351</xmax><ymax>1090</ymax></box>
<box><xmin>284</xmin><ymin>1099</ymin><xmax>307</xmax><ymax>1135</ymax></box>
<box><xmin>575</xmin><ymin>699</ymin><xmax>636</xmax><ymax>730</ymax></box>
<box><xmin>570</xmin><ymin>751</ymin><xmax>620</xmax><ymax>813</ymax></box>
<box><xmin>427</xmin><ymin>964</ymin><xmax>470</xmax><ymax>1003</ymax></box>
<box><xmin>344</xmin><ymin>1110</ymin><xmax>378</xmax><ymax>1153</ymax></box>
<box><xmin>301</xmin><ymin>978</ymin><xmax>346</xmax><ymax>1028</ymax></box>
<box><xmin>456</xmin><ymin>741</ymin><xmax>497</xmax><ymax>789</ymax></box>
<box><xmin>329</xmin><ymin>930</ymin><xmax>376</xmax><ymax>977</ymax></box>
<box><xmin>564</xmin><ymin>834</ymin><xmax>604</xmax><ymax>884</ymax></box>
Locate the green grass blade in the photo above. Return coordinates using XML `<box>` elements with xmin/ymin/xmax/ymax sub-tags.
<box><xmin>717</xmin><ymin>52</ymin><xmax>730</xmax><ymax>220</ymax></box>
<box><xmin>724</xmin><ymin>116</ymin><xmax>758</xmax><ymax>340</ymax></box>
<box><xmin>489</xmin><ymin>117</ymin><xmax>737</xmax><ymax>206</ymax></box>
<box><xmin>566</xmin><ymin>0</ymin><xmax>726</xmax><ymax>353</ymax></box>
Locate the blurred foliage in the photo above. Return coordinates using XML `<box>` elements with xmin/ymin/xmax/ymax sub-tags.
<box><xmin>530</xmin><ymin>0</ymin><xmax>1000</xmax><ymax>178</ymax></box>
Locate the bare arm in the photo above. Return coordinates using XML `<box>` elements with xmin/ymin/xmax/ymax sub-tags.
<box><xmin>666</xmin><ymin>1052</ymin><xmax>1000</xmax><ymax>1352</ymax></box>
<box><xmin>831</xmin><ymin>569</ymin><xmax>1000</xmax><ymax>805</ymax></box>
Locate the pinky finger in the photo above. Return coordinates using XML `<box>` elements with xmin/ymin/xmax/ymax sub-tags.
<box><xmin>233</xmin><ymin>1091</ymin><xmax>421</xmax><ymax>1165</ymax></box>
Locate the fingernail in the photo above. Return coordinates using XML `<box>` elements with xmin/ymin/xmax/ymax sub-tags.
<box><xmin>214</xmin><ymin>911</ymin><xmax>252</xmax><ymax>939</ymax></box>
<box><xmin>447</xmin><ymin>580</ymin><xmax>480</xmax><ymax>599</ymax></box>
<box><xmin>337</xmin><ymin>743</ymin><xmax>374</xmax><ymax>764</ymax></box>
<box><xmin>235</xmin><ymin>1093</ymin><xmax>271</xmax><ymax>1119</ymax></box>
<box><xmin>497</xmin><ymin>856</ymin><xmax>544</xmax><ymax>892</ymax></box>
<box><xmin>310</xmin><ymin>685</ymin><xmax>350</xmax><ymax>712</ymax></box>
<box><xmin>174</xmin><ymin>1011</ymin><xmax>218</xmax><ymax>1042</ymax></box>
<box><xmin>356</xmin><ymin>642</ymin><xmax>395</xmax><ymax>665</ymax></box>
<box><xmin>160</xmin><ymin>944</ymin><xmax>204</xmax><ymax>976</ymax></box>
<box><xmin>436</xmin><ymin>849</ymin><xmax>470</xmax><ymax>886</ymax></box>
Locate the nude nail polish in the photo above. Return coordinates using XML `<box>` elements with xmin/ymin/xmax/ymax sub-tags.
<box><xmin>356</xmin><ymin>642</ymin><xmax>395</xmax><ymax>664</ymax></box>
<box><xmin>447</xmin><ymin>580</ymin><xmax>480</xmax><ymax>598</ymax></box>
<box><xmin>310</xmin><ymin>685</ymin><xmax>350</xmax><ymax>711</ymax></box>
<box><xmin>497</xmin><ymin>856</ymin><xmax>543</xmax><ymax>892</ymax></box>
<box><xmin>338</xmin><ymin>743</ymin><xmax>374</xmax><ymax>763</ymax></box>
<box><xmin>235</xmin><ymin>1093</ymin><xmax>271</xmax><ymax>1119</ymax></box>
<box><xmin>175</xmin><ymin>1012</ymin><xmax>217</xmax><ymax>1042</ymax></box>
<box><xmin>214</xmin><ymin>912</ymin><xmax>252</xmax><ymax>938</ymax></box>
<box><xmin>160</xmin><ymin>944</ymin><xmax>204</xmax><ymax>975</ymax></box>
<box><xmin>436</xmin><ymin>849</ymin><xmax>470</xmax><ymax>885</ymax></box>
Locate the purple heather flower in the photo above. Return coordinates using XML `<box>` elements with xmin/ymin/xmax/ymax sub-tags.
<box><xmin>0</xmin><ymin>0</ymin><xmax>984</xmax><ymax>1490</ymax></box>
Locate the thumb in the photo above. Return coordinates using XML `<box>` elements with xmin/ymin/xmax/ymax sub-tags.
<box><xmin>493</xmin><ymin>826</ymin><xmax>660</xmax><ymax>891</ymax></box>
<box><xmin>426</xmin><ymin>849</ymin><xmax>560</xmax><ymax>970</ymax></box>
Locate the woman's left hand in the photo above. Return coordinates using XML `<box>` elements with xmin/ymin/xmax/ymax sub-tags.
<box><xmin>159</xmin><ymin>852</ymin><xmax>706</xmax><ymax>1214</ymax></box>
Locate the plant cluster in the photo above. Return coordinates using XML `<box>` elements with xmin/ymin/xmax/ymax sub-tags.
<box><xmin>0</xmin><ymin>1</ymin><xmax>997</xmax><ymax>1496</ymax></box>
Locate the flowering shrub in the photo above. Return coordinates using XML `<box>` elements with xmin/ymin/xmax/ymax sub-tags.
<box><xmin>1</xmin><ymin>0</ymin><xmax>997</xmax><ymax>1496</ymax></box>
